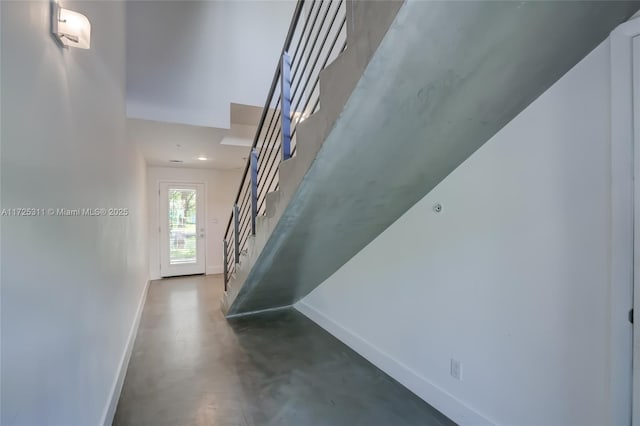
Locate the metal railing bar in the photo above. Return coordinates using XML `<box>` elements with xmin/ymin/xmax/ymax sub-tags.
<box><xmin>233</xmin><ymin>204</ymin><xmax>240</xmax><ymax>263</ymax></box>
<box><xmin>257</xmin><ymin>198</ymin><xmax>266</xmax><ymax>215</ymax></box>
<box><xmin>257</xmin><ymin>123</ymin><xmax>283</xmax><ymax>190</ymax></box>
<box><xmin>291</xmin><ymin>11</ymin><xmax>344</xmax><ymax>119</ymax></box>
<box><xmin>290</xmin><ymin>1</ymin><xmax>334</xmax><ymax>102</ymax></box>
<box><xmin>250</xmin><ymin>148</ymin><xmax>258</xmax><ymax>235</ymax></box>
<box><xmin>239</xmin><ymin>199</ymin><xmax>251</xmax><ymax>227</ymax></box>
<box><xmin>258</xmin><ymin>102</ymin><xmax>282</xmax><ymax>160</ymax></box>
<box><xmin>290</xmin><ymin>0</ymin><xmax>322</xmax><ymax>76</ymax></box>
<box><xmin>225</xmin><ymin>0</ymin><xmax>306</xmax><ymax>238</ymax></box>
<box><xmin>290</xmin><ymin>96</ymin><xmax>320</xmax><ymax>152</ymax></box>
<box><xmin>257</xmin><ymin>87</ymin><xmax>281</xmax><ymax>148</ymax></box>
<box><xmin>258</xmin><ymin>127</ymin><xmax>284</xmax><ymax>199</ymax></box>
<box><xmin>258</xmin><ymin>170</ymin><xmax>279</xmax><ymax>213</ymax></box>
<box><xmin>257</xmin><ymin>128</ymin><xmax>282</xmax><ymax>196</ymax></box>
<box><xmin>258</xmin><ymin>96</ymin><xmax>282</xmax><ymax>150</ymax></box>
<box><xmin>281</xmin><ymin>51</ymin><xmax>293</xmax><ymax>160</ymax></box>
<box><xmin>289</xmin><ymin>0</ymin><xmax>322</xmax><ymax>65</ymax></box>
<box><xmin>262</xmin><ymin>158</ymin><xmax>283</xmax><ymax>203</ymax></box>
<box><xmin>241</xmin><ymin>183</ymin><xmax>251</xmax><ymax>205</ymax></box>
<box><xmin>292</xmin><ymin>21</ymin><xmax>345</xmax><ymax>125</ymax></box>
<box><xmin>289</xmin><ymin>0</ymin><xmax>318</xmax><ymax>68</ymax></box>
<box><xmin>240</xmin><ymin>202</ymin><xmax>251</xmax><ymax>227</ymax></box>
<box><xmin>259</xmin><ymin>102</ymin><xmax>283</xmax><ymax>164</ymax></box>
<box><xmin>290</xmin><ymin>0</ymin><xmax>327</xmax><ymax>86</ymax></box>
<box><xmin>239</xmin><ymin>231</ymin><xmax>249</xmax><ymax>248</ymax></box>
<box><xmin>290</xmin><ymin>17</ymin><xmax>345</xmax><ymax>139</ymax></box>
<box><xmin>238</xmin><ymin>206</ymin><xmax>250</xmax><ymax>234</ymax></box>
<box><xmin>240</xmin><ymin>225</ymin><xmax>249</xmax><ymax>245</ymax></box>
<box><xmin>223</xmin><ymin>240</ymin><xmax>229</xmax><ymax>288</ymax></box>
<box><xmin>225</xmin><ymin>212</ymin><xmax>234</xmax><ymax>241</ymax></box>
<box><xmin>239</xmin><ymin>187</ymin><xmax>250</xmax><ymax>214</ymax></box>
<box><xmin>259</xmin><ymin>124</ymin><xmax>282</xmax><ymax>176</ymax></box>
<box><xmin>228</xmin><ymin>180</ymin><xmax>252</xmax><ymax>238</ymax></box>
<box><xmin>240</xmin><ymin>226</ymin><xmax>251</xmax><ymax>250</ymax></box>
<box><xmin>239</xmin><ymin>225</ymin><xmax>249</xmax><ymax>247</ymax></box>
<box><xmin>224</xmin><ymin>0</ymin><xmax>347</xmax><ymax>286</ymax></box>
<box><xmin>239</xmin><ymin>211</ymin><xmax>250</xmax><ymax>237</ymax></box>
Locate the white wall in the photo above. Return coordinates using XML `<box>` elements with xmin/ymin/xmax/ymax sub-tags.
<box><xmin>1</xmin><ymin>1</ymin><xmax>149</xmax><ymax>425</ymax></box>
<box><xmin>146</xmin><ymin>167</ymin><xmax>241</xmax><ymax>280</ymax></box>
<box><xmin>126</xmin><ymin>1</ymin><xmax>296</xmax><ymax>128</ymax></box>
<box><xmin>298</xmin><ymin>39</ymin><xmax>632</xmax><ymax>426</ymax></box>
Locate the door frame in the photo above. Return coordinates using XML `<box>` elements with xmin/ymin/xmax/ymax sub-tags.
<box><xmin>157</xmin><ymin>180</ymin><xmax>207</xmax><ymax>277</ymax></box>
<box><xmin>611</xmin><ymin>15</ymin><xmax>640</xmax><ymax>426</ymax></box>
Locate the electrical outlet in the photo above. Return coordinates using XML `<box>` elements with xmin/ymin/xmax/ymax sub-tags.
<box><xmin>450</xmin><ymin>358</ymin><xmax>462</xmax><ymax>380</ymax></box>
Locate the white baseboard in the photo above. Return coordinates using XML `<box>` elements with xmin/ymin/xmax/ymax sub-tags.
<box><xmin>100</xmin><ymin>279</ymin><xmax>150</xmax><ymax>426</ymax></box>
<box><xmin>225</xmin><ymin>304</ymin><xmax>292</xmax><ymax>319</ymax></box>
<box><xmin>206</xmin><ymin>264</ymin><xmax>223</xmax><ymax>275</ymax></box>
<box><xmin>295</xmin><ymin>301</ymin><xmax>495</xmax><ymax>426</ymax></box>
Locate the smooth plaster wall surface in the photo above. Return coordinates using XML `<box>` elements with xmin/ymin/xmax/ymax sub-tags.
<box><xmin>126</xmin><ymin>0</ymin><xmax>296</xmax><ymax>128</ymax></box>
<box><xmin>146</xmin><ymin>166</ymin><xmax>241</xmax><ymax>280</ymax></box>
<box><xmin>298</xmin><ymin>40</ymin><xmax>632</xmax><ymax>426</ymax></box>
<box><xmin>1</xmin><ymin>1</ymin><xmax>149</xmax><ymax>425</ymax></box>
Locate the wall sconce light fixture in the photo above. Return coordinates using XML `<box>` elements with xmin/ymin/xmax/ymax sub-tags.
<box><xmin>51</xmin><ymin>1</ymin><xmax>91</xmax><ymax>49</ymax></box>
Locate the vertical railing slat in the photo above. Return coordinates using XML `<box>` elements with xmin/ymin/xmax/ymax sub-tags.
<box><xmin>223</xmin><ymin>239</ymin><xmax>229</xmax><ymax>291</ymax></box>
<box><xmin>233</xmin><ymin>204</ymin><xmax>240</xmax><ymax>263</ymax></box>
<box><xmin>222</xmin><ymin>1</ymin><xmax>347</xmax><ymax>282</ymax></box>
<box><xmin>250</xmin><ymin>149</ymin><xmax>259</xmax><ymax>235</ymax></box>
<box><xmin>281</xmin><ymin>52</ymin><xmax>292</xmax><ymax>161</ymax></box>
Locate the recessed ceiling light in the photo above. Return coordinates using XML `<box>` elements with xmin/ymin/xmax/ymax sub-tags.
<box><xmin>169</xmin><ymin>159</ymin><xmax>183</xmax><ymax>163</ymax></box>
<box><xmin>197</xmin><ymin>156</ymin><xmax>208</xmax><ymax>161</ymax></box>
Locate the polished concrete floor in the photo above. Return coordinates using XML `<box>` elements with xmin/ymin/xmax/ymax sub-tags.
<box><xmin>113</xmin><ymin>275</ymin><xmax>454</xmax><ymax>426</ymax></box>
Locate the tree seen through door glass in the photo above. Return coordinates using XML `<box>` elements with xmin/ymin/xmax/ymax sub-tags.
<box><xmin>169</xmin><ymin>189</ymin><xmax>197</xmax><ymax>264</ymax></box>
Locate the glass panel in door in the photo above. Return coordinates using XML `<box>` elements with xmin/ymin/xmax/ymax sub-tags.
<box><xmin>169</xmin><ymin>188</ymin><xmax>198</xmax><ymax>265</ymax></box>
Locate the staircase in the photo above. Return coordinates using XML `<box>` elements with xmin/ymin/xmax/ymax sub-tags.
<box><xmin>222</xmin><ymin>0</ymin><xmax>639</xmax><ymax>316</ymax></box>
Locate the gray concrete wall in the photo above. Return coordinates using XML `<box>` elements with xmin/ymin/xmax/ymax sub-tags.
<box><xmin>226</xmin><ymin>0</ymin><xmax>639</xmax><ymax>315</ymax></box>
<box><xmin>223</xmin><ymin>0</ymin><xmax>403</xmax><ymax>313</ymax></box>
<box><xmin>298</xmin><ymin>38</ymin><xmax>628</xmax><ymax>426</ymax></box>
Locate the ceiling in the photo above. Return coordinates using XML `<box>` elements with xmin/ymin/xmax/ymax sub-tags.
<box><xmin>125</xmin><ymin>0</ymin><xmax>295</xmax><ymax>129</ymax></box>
<box><xmin>129</xmin><ymin>103</ymin><xmax>264</xmax><ymax>170</ymax></box>
<box><xmin>125</xmin><ymin>1</ymin><xmax>294</xmax><ymax>169</ymax></box>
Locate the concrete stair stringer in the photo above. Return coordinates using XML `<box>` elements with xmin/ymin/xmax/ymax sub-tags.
<box><xmin>224</xmin><ymin>0</ymin><xmax>640</xmax><ymax>315</ymax></box>
<box><xmin>222</xmin><ymin>0</ymin><xmax>405</xmax><ymax>316</ymax></box>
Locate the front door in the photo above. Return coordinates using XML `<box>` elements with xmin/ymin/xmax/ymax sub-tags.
<box><xmin>159</xmin><ymin>182</ymin><xmax>206</xmax><ymax>277</ymax></box>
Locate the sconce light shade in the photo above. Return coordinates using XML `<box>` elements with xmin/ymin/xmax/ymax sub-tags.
<box><xmin>51</xmin><ymin>1</ymin><xmax>91</xmax><ymax>49</ymax></box>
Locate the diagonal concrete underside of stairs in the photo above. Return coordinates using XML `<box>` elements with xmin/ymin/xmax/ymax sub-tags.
<box><xmin>227</xmin><ymin>0</ymin><xmax>639</xmax><ymax>315</ymax></box>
